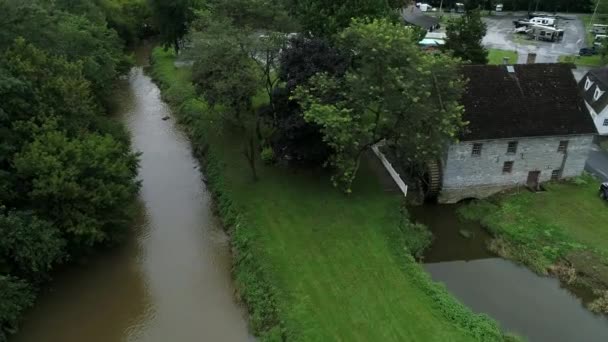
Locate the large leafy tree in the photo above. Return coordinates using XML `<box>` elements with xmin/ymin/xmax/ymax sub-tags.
<box><xmin>149</xmin><ymin>0</ymin><xmax>200</xmax><ymax>53</ymax></box>
<box><xmin>267</xmin><ymin>36</ymin><xmax>350</xmax><ymax>164</ymax></box>
<box><xmin>294</xmin><ymin>19</ymin><xmax>466</xmax><ymax>192</ymax></box>
<box><xmin>0</xmin><ymin>209</ymin><xmax>65</xmax><ymax>281</ymax></box>
<box><xmin>0</xmin><ymin>1</ymin><xmax>129</xmax><ymax>102</ymax></box>
<box><xmin>13</xmin><ymin>130</ymin><xmax>140</xmax><ymax>249</ymax></box>
<box><xmin>443</xmin><ymin>9</ymin><xmax>488</xmax><ymax>65</ymax></box>
<box><xmin>189</xmin><ymin>20</ymin><xmax>263</xmax><ymax>180</ymax></box>
<box><xmin>285</xmin><ymin>0</ymin><xmax>406</xmax><ymax>37</ymax></box>
<box><xmin>207</xmin><ymin>0</ymin><xmax>296</xmax><ymax>31</ymax></box>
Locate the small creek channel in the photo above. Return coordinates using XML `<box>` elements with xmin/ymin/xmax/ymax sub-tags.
<box><xmin>11</xmin><ymin>46</ymin><xmax>250</xmax><ymax>342</ymax></box>
<box><xmin>411</xmin><ymin>204</ymin><xmax>608</xmax><ymax>342</ymax></box>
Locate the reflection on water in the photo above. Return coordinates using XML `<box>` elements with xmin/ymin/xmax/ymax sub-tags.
<box><xmin>412</xmin><ymin>204</ymin><xmax>608</xmax><ymax>342</ymax></box>
<box><xmin>12</xmin><ymin>44</ymin><xmax>250</xmax><ymax>342</ymax></box>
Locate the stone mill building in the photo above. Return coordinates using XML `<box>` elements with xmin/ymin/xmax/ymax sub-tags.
<box><xmin>434</xmin><ymin>63</ymin><xmax>597</xmax><ymax>203</ymax></box>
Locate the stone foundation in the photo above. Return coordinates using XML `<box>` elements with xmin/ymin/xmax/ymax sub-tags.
<box><xmin>438</xmin><ymin>184</ymin><xmax>521</xmax><ymax>204</ymax></box>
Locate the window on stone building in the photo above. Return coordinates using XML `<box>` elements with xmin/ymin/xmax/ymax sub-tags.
<box><xmin>604</xmin><ymin>118</ymin><xmax>608</xmax><ymax>126</ymax></box>
<box><xmin>502</xmin><ymin>161</ymin><xmax>514</xmax><ymax>173</ymax></box>
<box><xmin>558</xmin><ymin>140</ymin><xmax>569</xmax><ymax>153</ymax></box>
<box><xmin>472</xmin><ymin>143</ymin><xmax>483</xmax><ymax>156</ymax></box>
<box><xmin>551</xmin><ymin>169</ymin><xmax>561</xmax><ymax>180</ymax></box>
<box><xmin>507</xmin><ymin>141</ymin><xmax>518</xmax><ymax>154</ymax></box>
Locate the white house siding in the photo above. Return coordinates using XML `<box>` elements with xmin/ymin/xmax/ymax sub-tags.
<box><xmin>438</xmin><ymin>135</ymin><xmax>594</xmax><ymax>203</ymax></box>
<box><xmin>584</xmin><ymin>102</ymin><xmax>608</xmax><ymax>136</ymax></box>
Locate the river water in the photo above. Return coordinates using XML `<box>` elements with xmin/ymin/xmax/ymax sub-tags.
<box><xmin>412</xmin><ymin>204</ymin><xmax>608</xmax><ymax>342</ymax></box>
<box><xmin>11</xmin><ymin>53</ymin><xmax>250</xmax><ymax>342</ymax></box>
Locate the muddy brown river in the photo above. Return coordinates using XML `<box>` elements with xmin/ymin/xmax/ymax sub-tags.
<box><xmin>412</xmin><ymin>204</ymin><xmax>608</xmax><ymax>342</ymax></box>
<box><xmin>11</xmin><ymin>53</ymin><xmax>250</xmax><ymax>342</ymax></box>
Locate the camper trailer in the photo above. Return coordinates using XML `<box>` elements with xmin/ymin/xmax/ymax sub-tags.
<box><xmin>514</xmin><ymin>17</ymin><xmax>556</xmax><ymax>28</ymax></box>
<box><xmin>592</xmin><ymin>24</ymin><xmax>608</xmax><ymax>35</ymax></box>
<box><xmin>527</xmin><ymin>25</ymin><xmax>564</xmax><ymax>42</ymax></box>
<box><xmin>455</xmin><ymin>3</ymin><xmax>465</xmax><ymax>13</ymax></box>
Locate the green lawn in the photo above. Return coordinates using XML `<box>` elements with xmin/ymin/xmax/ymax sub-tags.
<box><xmin>531</xmin><ymin>178</ymin><xmax>608</xmax><ymax>255</ymax></box>
<box><xmin>488</xmin><ymin>49</ymin><xmax>518</xmax><ymax>65</ymax></box>
<box><xmin>461</xmin><ymin>175</ymin><xmax>608</xmax><ymax>272</ymax></box>
<box><xmin>151</xmin><ymin>48</ymin><xmax>510</xmax><ymax>341</ymax></box>
<box><xmin>559</xmin><ymin>54</ymin><xmax>607</xmax><ymax>67</ymax></box>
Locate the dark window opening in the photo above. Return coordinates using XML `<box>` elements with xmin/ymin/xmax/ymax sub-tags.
<box><xmin>503</xmin><ymin>161</ymin><xmax>514</xmax><ymax>173</ymax></box>
<box><xmin>551</xmin><ymin>169</ymin><xmax>561</xmax><ymax>180</ymax></box>
<box><xmin>603</xmin><ymin>119</ymin><xmax>608</xmax><ymax>126</ymax></box>
<box><xmin>558</xmin><ymin>140</ymin><xmax>569</xmax><ymax>153</ymax></box>
<box><xmin>507</xmin><ymin>141</ymin><xmax>518</xmax><ymax>154</ymax></box>
<box><xmin>472</xmin><ymin>143</ymin><xmax>483</xmax><ymax>156</ymax></box>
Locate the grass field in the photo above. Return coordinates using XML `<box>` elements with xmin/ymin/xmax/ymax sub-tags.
<box><xmin>488</xmin><ymin>49</ymin><xmax>518</xmax><ymax>65</ymax></box>
<box><xmin>150</xmin><ymin>49</ymin><xmax>513</xmax><ymax>341</ymax></box>
<box><xmin>559</xmin><ymin>54</ymin><xmax>606</xmax><ymax>67</ymax></box>
<box><xmin>460</xmin><ymin>175</ymin><xmax>608</xmax><ymax>272</ymax></box>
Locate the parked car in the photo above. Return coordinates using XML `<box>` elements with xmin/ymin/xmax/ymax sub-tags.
<box><xmin>600</xmin><ymin>182</ymin><xmax>608</xmax><ymax>200</ymax></box>
<box><xmin>579</xmin><ymin>46</ymin><xmax>598</xmax><ymax>56</ymax></box>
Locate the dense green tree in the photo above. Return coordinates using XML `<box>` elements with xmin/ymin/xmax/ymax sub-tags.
<box><xmin>294</xmin><ymin>19</ymin><xmax>465</xmax><ymax>192</ymax></box>
<box><xmin>189</xmin><ymin>20</ymin><xmax>263</xmax><ymax>180</ymax></box>
<box><xmin>0</xmin><ymin>276</ymin><xmax>35</xmax><ymax>342</ymax></box>
<box><xmin>149</xmin><ymin>0</ymin><xmax>200</xmax><ymax>53</ymax></box>
<box><xmin>0</xmin><ymin>1</ymin><xmax>129</xmax><ymax>102</ymax></box>
<box><xmin>54</xmin><ymin>0</ymin><xmax>153</xmax><ymax>45</ymax></box>
<box><xmin>284</xmin><ymin>0</ymin><xmax>406</xmax><ymax>37</ymax></box>
<box><xmin>207</xmin><ymin>0</ymin><xmax>296</xmax><ymax>31</ymax></box>
<box><xmin>265</xmin><ymin>36</ymin><xmax>350</xmax><ymax>164</ymax></box>
<box><xmin>13</xmin><ymin>130</ymin><xmax>140</xmax><ymax>248</ymax></box>
<box><xmin>443</xmin><ymin>9</ymin><xmax>488</xmax><ymax>64</ymax></box>
<box><xmin>0</xmin><ymin>209</ymin><xmax>65</xmax><ymax>281</ymax></box>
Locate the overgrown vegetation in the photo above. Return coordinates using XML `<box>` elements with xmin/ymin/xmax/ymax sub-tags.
<box><xmin>0</xmin><ymin>0</ymin><xmax>141</xmax><ymax>339</ymax></box>
<box><xmin>459</xmin><ymin>174</ymin><xmax>608</xmax><ymax>312</ymax></box>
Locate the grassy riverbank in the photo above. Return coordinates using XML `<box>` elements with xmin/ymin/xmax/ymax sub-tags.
<box><xmin>150</xmin><ymin>48</ymin><xmax>518</xmax><ymax>341</ymax></box>
<box><xmin>460</xmin><ymin>175</ymin><xmax>608</xmax><ymax>311</ymax></box>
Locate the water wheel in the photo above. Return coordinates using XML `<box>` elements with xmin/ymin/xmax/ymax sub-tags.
<box><xmin>423</xmin><ymin>159</ymin><xmax>442</xmax><ymax>200</ymax></box>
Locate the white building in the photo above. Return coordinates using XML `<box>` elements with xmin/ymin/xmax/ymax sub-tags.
<box><xmin>578</xmin><ymin>68</ymin><xmax>608</xmax><ymax>135</ymax></box>
<box><xmin>436</xmin><ymin>64</ymin><xmax>597</xmax><ymax>203</ymax></box>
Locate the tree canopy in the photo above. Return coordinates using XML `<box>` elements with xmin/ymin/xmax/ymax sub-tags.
<box><xmin>294</xmin><ymin>19</ymin><xmax>466</xmax><ymax>192</ymax></box>
<box><xmin>444</xmin><ymin>9</ymin><xmax>488</xmax><ymax>65</ymax></box>
<box><xmin>285</xmin><ymin>0</ymin><xmax>406</xmax><ymax>37</ymax></box>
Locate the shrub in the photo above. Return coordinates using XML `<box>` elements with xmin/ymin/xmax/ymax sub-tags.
<box><xmin>260</xmin><ymin>146</ymin><xmax>275</xmax><ymax>165</ymax></box>
<box><xmin>589</xmin><ymin>290</ymin><xmax>608</xmax><ymax>314</ymax></box>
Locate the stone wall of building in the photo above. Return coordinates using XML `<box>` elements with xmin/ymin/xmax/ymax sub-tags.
<box><xmin>438</xmin><ymin>134</ymin><xmax>594</xmax><ymax>203</ymax></box>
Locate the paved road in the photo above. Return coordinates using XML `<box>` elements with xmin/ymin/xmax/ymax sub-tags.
<box><xmin>586</xmin><ymin>144</ymin><xmax>608</xmax><ymax>182</ymax></box>
<box><xmin>482</xmin><ymin>13</ymin><xmax>586</xmax><ymax>63</ymax></box>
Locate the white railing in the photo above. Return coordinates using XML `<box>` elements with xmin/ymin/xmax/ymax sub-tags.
<box><xmin>371</xmin><ymin>142</ymin><xmax>408</xmax><ymax>197</ymax></box>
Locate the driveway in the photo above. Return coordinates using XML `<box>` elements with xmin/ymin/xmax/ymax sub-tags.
<box><xmin>586</xmin><ymin>144</ymin><xmax>608</xmax><ymax>182</ymax></box>
<box><xmin>482</xmin><ymin>13</ymin><xmax>586</xmax><ymax>63</ymax></box>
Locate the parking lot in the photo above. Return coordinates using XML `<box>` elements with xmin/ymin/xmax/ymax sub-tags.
<box><xmin>482</xmin><ymin>13</ymin><xmax>586</xmax><ymax>63</ymax></box>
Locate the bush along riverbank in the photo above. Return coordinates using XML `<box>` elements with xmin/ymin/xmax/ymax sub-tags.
<box><xmin>150</xmin><ymin>48</ymin><xmax>521</xmax><ymax>341</ymax></box>
<box><xmin>459</xmin><ymin>175</ymin><xmax>608</xmax><ymax>314</ymax></box>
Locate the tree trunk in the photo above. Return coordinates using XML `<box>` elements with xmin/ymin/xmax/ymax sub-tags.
<box><xmin>243</xmin><ymin>137</ymin><xmax>258</xmax><ymax>181</ymax></box>
<box><xmin>173</xmin><ymin>37</ymin><xmax>180</xmax><ymax>55</ymax></box>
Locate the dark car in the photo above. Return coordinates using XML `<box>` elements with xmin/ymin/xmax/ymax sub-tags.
<box><xmin>580</xmin><ymin>47</ymin><xmax>597</xmax><ymax>56</ymax></box>
<box><xmin>600</xmin><ymin>182</ymin><xmax>608</xmax><ymax>200</ymax></box>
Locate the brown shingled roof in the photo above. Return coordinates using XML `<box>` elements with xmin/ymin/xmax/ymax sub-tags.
<box><xmin>460</xmin><ymin>63</ymin><xmax>596</xmax><ymax>141</ymax></box>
